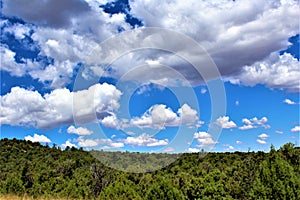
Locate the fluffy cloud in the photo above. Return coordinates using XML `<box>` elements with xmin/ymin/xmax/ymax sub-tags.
<box><xmin>256</xmin><ymin>139</ymin><xmax>267</xmax><ymax>145</ymax></box>
<box><xmin>27</xmin><ymin>27</ymin><xmax>106</xmax><ymax>88</ymax></box>
<box><xmin>0</xmin><ymin>83</ymin><xmax>122</xmax><ymax>129</ymax></box>
<box><xmin>256</xmin><ymin>132</ymin><xmax>269</xmax><ymax>145</ymax></box>
<box><xmin>2</xmin><ymin>0</ymin><xmax>91</xmax><ymax>28</ymax></box>
<box><xmin>178</xmin><ymin>104</ymin><xmax>199</xmax><ymax>125</ymax></box>
<box><xmin>74</xmin><ymin>136</ymin><xmax>125</xmax><ymax>149</ymax></box>
<box><xmin>129</xmin><ymin>0</ymin><xmax>299</xmax><ymax>91</ymax></box>
<box><xmin>76</xmin><ymin>137</ymin><xmax>98</xmax><ymax>147</ymax></box>
<box><xmin>283</xmin><ymin>98</ymin><xmax>297</xmax><ymax>105</ymax></box>
<box><xmin>229</xmin><ymin>53</ymin><xmax>300</xmax><ymax>92</ymax></box>
<box><xmin>1</xmin><ymin>1</ymin><xmax>130</xmax><ymax>89</ymax></box>
<box><xmin>2</xmin><ymin>22</ymin><xmax>32</xmax><ymax>40</ymax></box>
<box><xmin>31</xmin><ymin>28</ymin><xmax>98</xmax><ymax>62</ymax></box>
<box><xmin>291</xmin><ymin>125</ymin><xmax>300</xmax><ymax>132</ymax></box>
<box><xmin>99</xmin><ymin>113</ymin><xmax>120</xmax><ymax>129</ymax></box>
<box><xmin>0</xmin><ymin>46</ymin><xmax>40</xmax><ymax>77</ymax></box>
<box><xmin>250</xmin><ymin>117</ymin><xmax>270</xmax><ymax>127</ymax></box>
<box><xmin>109</xmin><ymin>142</ymin><xmax>124</xmax><ymax>148</ymax></box>
<box><xmin>97</xmin><ymin>138</ymin><xmax>125</xmax><ymax>149</ymax></box>
<box><xmin>1</xmin><ymin>29</ymin><xmax>80</xmax><ymax>88</ymax></box>
<box><xmin>2</xmin><ymin>0</ymin><xmax>299</xmax><ymax>91</ymax></box>
<box><xmin>236</xmin><ymin>140</ymin><xmax>242</xmax><ymax>145</ymax></box>
<box><xmin>123</xmin><ymin>133</ymin><xmax>168</xmax><ymax>147</ymax></box>
<box><xmin>29</xmin><ymin>60</ymin><xmax>76</xmax><ymax>89</ymax></box>
<box><xmin>130</xmin><ymin>104</ymin><xmax>200</xmax><ymax>129</ymax></box>
<box><xmin>187</xmin><ymin>148</ymin><xmax>201</xmax><ymax>153</ymax></box>
<box><xmin>194</xmin><ymin>131</ymin><xmax>217</xmax><ymax>147</ymax></box>
<box><xmin>61</xmin><ymin>140</ymin><xmax>77</xmax><ymax>149</ymax></box>
<box><xmin>239</xmin><ymin>124</ymin><xmax>255</xmax><ymax>130</ymax></box>
<box><xmin>215</xmin><ymin>116</ymin><xmax>237</xmax><ymax>129</ymax></box>
<box><xmin>226</xmin><ymin>145</ymin><xmax>235</xmax><ymax>151</ymax></box>
<box><xmin>25</xmin><ymin>134</ymin><xmax>51</xmax><ymax>143</ymax></box>
<box><xmin>239</xmin><ymin>117</ymin><xmax>270</xmax><ymax>130</ymax></box>
<box><xmin>67</xmin><ymin>125</ymin><xmax>93</xmax><ymax>136</ymax></box>
<box><xmin>130</xmin><ymin>104</ymin><xmax>177</xmax><ymax>129</ymax></box>
<box><xmin>258</xmin><ymin>133</ymin><xmax>269</xmax><ymax>139</ymax></box>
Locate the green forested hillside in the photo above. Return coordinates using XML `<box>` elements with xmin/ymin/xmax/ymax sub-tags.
<box><xmin>0</xmin><ymin>138</ymin><xmax>299</xmax><ymax>199</ymax></box>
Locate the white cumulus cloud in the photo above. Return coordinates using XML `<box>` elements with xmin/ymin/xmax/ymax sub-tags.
<box><xmin>194</xmin><ymin>131</ymin><xmax>217</xmax><ymax>147</ymax></box>
<box><xmin>99</xmin><ymin>113</ymin><xmax>120</xmax><ymax>129</ymax></box>
<box><xmin>67</xmin><ymin>125</ymin><xmax>93</xmax><ymax>136</ymax></box>
<box><xmin>61</xmin><ymin>140</ymin><xmax>77</xmax><ymax>149</ymax></box>
<box><xmin>258</xmin><ymin>133</ymin><xmax>269</xmax><ymax>140</ymax></box>
<box><xmin>123</xmin><ymin>133</ymin><xmax>168</xmax><ymax>147</ymax></box>
<box><xmin>283</xmin><ymin>98</ymin><xmax>297</xmax><ymax>105</ymax></box>
<box><xmin>0</xmin><ymin>46</ymin><xmax>40</xmax><ymax>77</ymax></box>
<box><xmin>0</xmin><ymin>83</ymin><xmax>122</xmax><ymax>129</ymax></box>
<box><xmin>226</xmin><ymin>145</ymin><xmax>235</xmax><ymax>151</ymax></box>
<box><xmin>187</xmin><ymin>148</ymin><xmax>201</xmax><ymax>153</ymax></box>
<box><xmin>291</xmin><ymin>125</ymin><xmax>300</xmax><ymax>132</ymax></box>
<box><xmin>215</xmin><ymin>116</ymin><xmax>237</xmax><ymax>129</ymax></box>
<box><xmin>25</xmin><ymin>133</ymin><xmax>51</xmax><ymax>143</ymax></box>
<box><xmin>130</xmin><ymin>104</ymin><xmax>200</xmax><ymax>129</ymax></box>
<box><xmin>130</xmin><ymin>0</ymin><xmax>299</xmax><ymax>91</ymax></box>
<box><xmin>239</xmin><ymin>117</ymin><xmax>270</xmax><ymax>130</ymax></box>
<box><xmin>229</xmin><ymin>53</ymin><xmax>300</xmax><ymax>92</ymax></box>
<box><xmin>76</xmin><ymin>137</ymin><xmax>98</xmax><ymax>147</ymax></box>
<box><xmin>2</xmin><ymin>0</ymin><xmax>299</xmax><ymax>92</ymax></box>
<box><xmin>256</xmin><ymin>139</ymin><xmax>267</xmax><ymax>145</ymax></box>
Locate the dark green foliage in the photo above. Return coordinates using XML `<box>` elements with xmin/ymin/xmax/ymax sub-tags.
<box><xmin>146</xmin><ymin>179</ymin><xmax>185</xmax><ymax>200</ymax></box>
<box><xmin>250</xmin><ymin>145</ymin><xmax>300</xmax><ymax>200</ymax></box>
<box><xmin>98</xmin><ymin>179</ymin><xmax>142</xmax><ymax>200</ymax></box>
<box><xmin>0</xmin><ymin>139</ymin><xmax>299</xmax><ymax>199</ymax></box>
<box><xmin>0</xmin><ymin>138</ymin><xmax>99</xmax><ymax>199</ymax></box>
<box><xmin>90</xmin><ymin>163</ymin><xmax>114</xmax><ymax>198</ymax></box>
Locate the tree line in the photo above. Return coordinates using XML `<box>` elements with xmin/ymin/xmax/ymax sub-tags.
<box><xmin>0</xmin><ymin>138</ymin><xmax>299</xmax><ymax>199</ymax></box>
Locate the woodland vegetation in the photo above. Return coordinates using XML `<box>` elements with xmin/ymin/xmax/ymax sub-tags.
<box><xmin>0</xmin><ymin>138</ymin><xmax>299</xmax><ymax>199</ymax></box>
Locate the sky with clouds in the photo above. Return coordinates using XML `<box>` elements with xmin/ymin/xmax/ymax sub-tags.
<box><xmin>0</xmin><ymin>0</ymin><xmax>299</xmax><ymax>153</ymax></box>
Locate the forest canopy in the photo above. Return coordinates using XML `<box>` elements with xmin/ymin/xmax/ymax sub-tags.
<box><xmin>0</xmin><ymin>138</ymin><xmax>299</xmax><ymax>199</ymax></box>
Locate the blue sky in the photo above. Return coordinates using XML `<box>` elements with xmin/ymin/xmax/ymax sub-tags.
<box><xmin>0</xmin><ymin>0</ymin><xmax>299</xmax><ymax>153</ymax></box>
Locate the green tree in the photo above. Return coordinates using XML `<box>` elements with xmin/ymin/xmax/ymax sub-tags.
<box><xmin>279</xmin><ymin>142</ymin><xmax>300</xmax><ymax>172</ymax></box>
<box><xmin>90</xmin><ymin>163</ymin><xmax>114</xmax><ymax>198</ymax></box>
<box><xmin>146</xmin><ymin>179</ymin><xmax>185</xmax><ymax>200</ymax></box>
<box><xmin>4</xmin><ymin>175</ymin><xmax>25</xmax><ymax>195</ymax></box>
<box><xmin>98</xmin><ymin>180</ymin><xmax>142</xmax><ymax>200</ymax></box>
<box><xmin>250</xmin><ymin>145</ymin><xmax>300</xmax><ymax>199</ymax></box>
